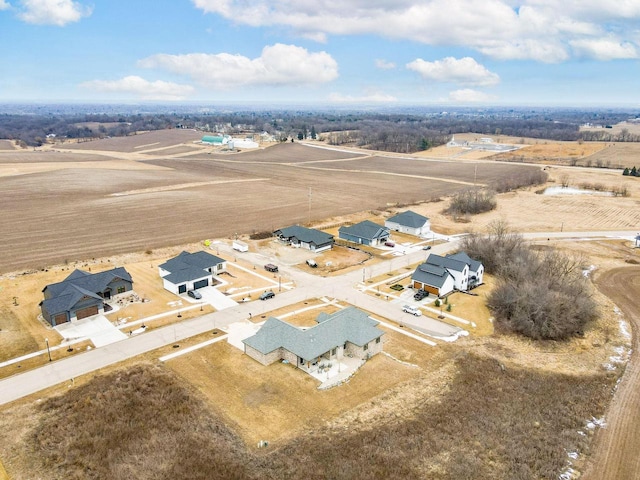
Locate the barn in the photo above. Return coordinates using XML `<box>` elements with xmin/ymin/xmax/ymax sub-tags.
<box><xmin>40</xmin><ymin>267</ymin><xmax>133</xmax><ymax>326</ymax></box>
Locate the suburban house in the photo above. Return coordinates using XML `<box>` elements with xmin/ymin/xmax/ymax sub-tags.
<box><xmin>243</xmin><ymin>307</ymin><xmax>384</xmax><ymax>372</ymax></box>
<box><xmin>40</xmin><ymin>267</ymin><xmax>133</xmax><ymax>326</ymax></box>
<box><xmin>412</xmin><ymin>252</ymin><xmax>483</xmax><ymax>297</ymax></box>
<box><xmin>273</xmin><ymin>225</ymin><xmax>334</xmax><ymax>252</ymax></box>
<box><xmin>158</xmin><ymin>250</ymin><xmax>226</xmax><ymax>295</ymax></box>
<box><xmin>338</xmin><ymin>220</ymin><xmax>390</xmax><ymax>246</ymax></box>
<box><xmin>385</xmin><ymin>210</ymin><xmax>431</xmax><ymax>236</ymax></box>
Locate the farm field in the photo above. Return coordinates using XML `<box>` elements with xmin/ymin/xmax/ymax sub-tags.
<box><xmin>1</xmin><ymin>130</ymin><xmax>640</xmax><ymax>479</ymax></box>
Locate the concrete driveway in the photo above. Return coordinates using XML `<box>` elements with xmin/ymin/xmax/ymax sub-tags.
<box><xmin>55</xmin><ymin>315</ymin><xmax>127</xmax><ymax>347</ymax></box>
<box><xmin>184</xmin><ymin>286</ymin><xmax>238</xmax><ymax>310</ymax></box>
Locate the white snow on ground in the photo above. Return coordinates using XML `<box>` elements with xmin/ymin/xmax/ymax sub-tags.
<box><xmin>586</xmin><ymin>417</ymin><xmax>606</xmax><ymax>430</ymax></box>
<box><xmin>436</xmin><ymin>329</ymin><xmax>470</xmax><ymax>342</ymax></box>
<box><xmin>582</xmin><ymin>265</ymin><xmax>596</xmax><ymax>277</ymax></box>
<box><xmin>615</xmin><ymin>307</ymin><xmax>631</xmax><ymax>339</ymax></box>
<box><xmin>567</xmin><ymin>451</ymin><xmax>578</xmax><ymax>460</ymax></box>
<box><xmin>559</xmin><ymin>466</ymin><xmax>577</xmax><ymax>480</ymax></box>
<box><xmin>603</xmin><ymin>345</ymin><xmax>631</xmax><ymax>371</ymax></box>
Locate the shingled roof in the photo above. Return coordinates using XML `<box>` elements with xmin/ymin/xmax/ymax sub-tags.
<box><xmin>274</xmin><ymin>225</ymin><xmax>334</xmax><ymax>245</ymax></box>
<box><xmin>386</xmin><ymin>210</ymin><xmax>429</xmax><ymax>228</ymax></box>
<box><xmin>159</xmin><ymin>251</ymin><xmax>225</xmax><ymax>284</ymax></box>
<box><xmin>447</xmin><ymin>251</ymin><xmax>483</xmax><ymax>272</ymax></box>
<box><xmin>338</xmin><ymin>220</ymin><xmax>389</xmax><ymax>241</ymax></box>
<box><xmin>411</xmin><ymin>263</ymin><xmax>451</xmax><ymax>288</ymax></box>
<box><xmin>243</xmin><ymin>307</ymin><xmax>383</xmax><ymax>362</ymax></box>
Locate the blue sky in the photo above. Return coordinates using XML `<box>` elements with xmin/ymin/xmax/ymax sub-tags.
<box><xmin>1</xmin><ymin>0</ymin><xmax>639</xmax><ymax>106</ymax></box>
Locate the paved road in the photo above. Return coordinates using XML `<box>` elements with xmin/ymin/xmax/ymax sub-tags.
<box><xmin>1</xmin><ymin>230</ymin><xmax>636</xmax><ymax>406</ymax></box>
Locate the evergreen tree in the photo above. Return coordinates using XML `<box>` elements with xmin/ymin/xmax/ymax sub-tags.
<box><xmin>310</xmin><ymin>125</ymin><xmax>317</xmax><ymax>140</ymax></box>
<box><xmin>623</xmin><ymin>167</ymin><xmax>630</xmax><ymax>176</ymax></box>
<box><xmin>631</xmin><ymin>166</ymin><xmax>637</xmax><ymax>176</ymax></box>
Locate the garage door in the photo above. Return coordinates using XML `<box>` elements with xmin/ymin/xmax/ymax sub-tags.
<box><xmin>54</xmin><ymin>313</ymin><xmax>69</xmax><ymax>325</ymax></box>
<box><xmin>75</xmin><ymin>305</ymin><xmax>99</xmax><ymax>320</ymax></box>
<box><xmin>193</xmin><ymin>279</ymin><xmax>209</xmax><ymax>290</ymax></box>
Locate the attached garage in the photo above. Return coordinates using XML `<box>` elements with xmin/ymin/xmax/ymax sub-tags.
<box><xmin>413</xmin><ymin>281</ymin><xmax>439</xmax><ymax>295</ymax></box>
<box><xmin>54</xmin><ymin>313</ymin><xmax>69</xmax><ymax>325</ymax></box>
<box><xmin>193</xmin><ymin>278</ymin><xmax>209</xmax><ymax>290</ymax></box>
<box><xmin>75</xmin><ymin>305</ymin><xmax>99</xmax><ymax>320</ymax></box>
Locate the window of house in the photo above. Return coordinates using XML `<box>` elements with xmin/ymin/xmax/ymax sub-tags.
<box><xmin>117</xmin><ymin>286</ymin><xmax>125</xmax><ymax>294</ymax></box>
<box><xmin>363</xmin><ymin>343</ymin><xmax>369</xmax><ymax>351</ymax></box>
<box><xmin>331</xmin><ymin>348</ymin><xmax>336</xmax><ymax>356</ymax></box>
<box><xmin>376</xmin><ymin>337</ymin><xmax>380</xmax><ymax>344</ymax></box>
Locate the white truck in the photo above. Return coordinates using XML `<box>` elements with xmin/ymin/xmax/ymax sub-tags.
<box><xmin>232</xmin><ymin>240</ymin><xmax>248</xmax><ymax>252</ymax></box>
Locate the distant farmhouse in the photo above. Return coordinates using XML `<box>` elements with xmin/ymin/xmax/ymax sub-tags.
<box><xmin>338</xmin><ymin>220</ymin><xmax>390</xmax><ymax>246</ymax></box>
<box><xmin>273</xmin><ymin>225</ymin><xmax>334</xmax><ymax>252</ymax></box>
<box><xmin>243</xmin><ymin>307</ymin><xmax>384</xmax><ymax>372</ymax></box>
<box><xmin>385</xmin><ymin>210</ymin><xmax>430</xmax><ymax>236</ymax></box>
<box><xmin>159</xmin><ymin>251</ymin><xmax>226</xmax><ymax>295</ymax></box>
<box><xmin>40</xmin><ymin>268</ymin><xmax>133</xmax><ymax>326</ymax></box>
<box><xmin>412</xmin><ymin>252</ymin><xmax>483</xmax><ymax>297</ymax></box>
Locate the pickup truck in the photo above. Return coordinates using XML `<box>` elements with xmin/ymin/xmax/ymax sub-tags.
<box><xmin>264</xmin><ymin>263</ymin><xmax>279</xmax><ymax>273</ymax></box>
<box><xmin>402</xmin><ymin>305</ymin><xmax>422</xmax><ymax>316</ymax></box>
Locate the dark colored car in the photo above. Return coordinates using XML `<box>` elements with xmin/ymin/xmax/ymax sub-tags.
<box><xmin>413</xmin><ymin>289</ymin><xmax>429</xmax><ymax>301</ymax></box>
<box><xmin>259</xmin><ymin>291</ymin><xmax>275</xmax><ymax>300</ymax></box>
<box><xmin>264</xmin><ymin>264</ymin><xmax>279</xmax><ymax>272</ymax></box>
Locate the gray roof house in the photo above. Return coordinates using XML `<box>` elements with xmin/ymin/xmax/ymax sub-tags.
<box><xmin>159</xmin><ymin>250</ymin><xmax>226</xmax><ymax>295</ymax></box>
<box><xmin>40</xmin><ymin>267</ymin><xmax>133</xmax><ymax>326</ymax></box>
<box><xmin>411</xmin><ymin>251</ymin><xmax>483</xmax><ymax>297</ymax></box>
<box><xmin>385</xmin><ymin>210</ymin><xmax>430</xmax><ymax>236</ymax></box>
<box><xmin>243</xmin><ymin>307</ymin><xmax>384</xmax><ymax>372</ymax></box>
<box><xmin>273</xmin><ymin>225</ymin><xmax>334</xmax><ymax>252</ymax></box>
<box><xmin>338</xmin><ymin>220</ymin><xmax>390</xmax><ymax>246</ymax></box>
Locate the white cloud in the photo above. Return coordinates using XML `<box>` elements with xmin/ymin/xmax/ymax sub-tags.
<box><xmin>570</xmin><ymin>37</ymin><xmax>638</xmax><ymax>60</ymax></box>
<box><xmin>191</xmin><ymin>0</ymin><xmax>640</xmax><ymax>62</ymax></box>
<box><xmin>18</xmin><ymin>0</ymin><xmax>91</xmax><ymax>26</ymax></box>
<box><xmin>0</xmin><ymin>1</ymin><xmax>10</xmax><ymax>11</ymax></box>
<box><xmin>139</xmin><ymin>44</ymin><xmax>338</xmax><ymax>88</ymax></box>
<box><xmin>80</xmin><ymin>76</ymin><xmax>195</xmax><ymax>101</ymax></box>
<box><xmin>375</xmin><ymin>59</ymin><xmax>396</xmax><ymax>70</ymax></box>
<box><xmin>328</xmin><ymin>92</ymin><xmax>397</xmax><ymax>103</ymax></box>
<box><xmin>448</xmin><ymin>89</ymin><xmax>496</xmax><ymax>103</ymax></box>
<box><xmin>407</xmin><ymin>57</ymin><xmax>500</xmax><ymax>86</ymax></box>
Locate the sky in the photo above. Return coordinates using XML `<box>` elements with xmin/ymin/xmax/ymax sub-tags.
<box><xmin>0</xmin><ymin>0</ymin><xmax>639</xmax><ymax>107</ymax></box>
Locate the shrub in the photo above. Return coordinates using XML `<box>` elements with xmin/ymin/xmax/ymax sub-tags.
<box><xmin>446</xmin><ymin>188</ymin><xmax>497</xmax><ymax>216</ymax></box>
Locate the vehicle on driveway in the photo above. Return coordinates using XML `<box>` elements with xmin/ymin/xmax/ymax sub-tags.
<box><xmin>306</xmin><ymin>259</ymin><xmax>317</xmax><ymax>268</ymax></box>
<box><xmin>259</xmin><ymin>291</ymin><xmax>275</xmax><ymax>300</ymax></box>
<box><xmin>414</xmin><ymin>289</ymin><xmax>429</xmax><ymax>301</ymax></box>
<box><xmin>402</xmin><ymin>305</ymin><xmax>422</xmax><ymax>316</ymax></box>
<box><xmin>423</xmin><ymin>245</ymin><xmax>432</xmax><ymax>250</ymax></box>
<box><xmin>187</xmin><ymin>290</ymin><xmax>202</xmax><ymax>300</ymax></box>
<box><xmin>385</xmin><ymin>241</ymin><xmax>395</xmax><ymax>247</ymax></box>
<box><xmin>264</xmin><ymin>263</ymin><xmax>279</xmax><ymax>272</ymax></box>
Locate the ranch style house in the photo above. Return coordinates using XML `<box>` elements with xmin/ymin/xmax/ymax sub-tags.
<box><xmin>338</xmin><ymin>220</ymin><xmax>390</xmax><ymax>246</ymax></box>
<box><xmin>273</xmin><ymin>225</ymin><xmax>334</xmax><ymax>252</ymax></box>
<box><xmin>40</xmin><ymin>267</ymin><xmax>133</xmax><ymax>326</ymax></box>
<box><xmin>159</xmin><ymin>250</ymin><xmax>226</xmax><ymax>295</ymax></box>
<box><xmin>243</xmin><ymin>307</ymin><xmax>384</xmax><ymax>373</ymax></box>
<box><xmin>412</xmin><ymin>252</ymin><xmax>484</xmax><ymax>297</ymax></box>
<box><xmin>385</xmin><ymin>210</ymin><xmax>431</xmax><ymax>236</ymax></box>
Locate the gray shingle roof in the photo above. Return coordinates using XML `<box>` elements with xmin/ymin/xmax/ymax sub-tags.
<box><xmin>41</xmin><ymin>285</ymin><xmax>102</xmax><ymax>316</ymax></box>
<box><xmin>159</xmin><ymin>251</ymin><xmax>225</xmax><ymax>284</ymax></box>
<box><xmin>411</xmin><ymin>263</ymin><xmax>451</xmax><ymax>288</ymax></box>
<box><xmin>425</xmin><ymin>253</ymin><xmax>468</xmax><ymax>273</ymax></box>
<box><xmin>386</xmin><ymin>210</ymin><xmax>429</xmax><ymax>228</ymax></box>
<box><xmin>447</xmin><ymin>251</ymin><xmax>483</xmax><ymax>272</ymax></box>
<box><xmin>338</xmin><ymin>220</ymin><xmax>389</xmax><ymax>241</ymax></box>
<box><xmin>44</xmin><ymin>267</ymin><xmax>132</xmax><ymax>298</ymax></box>
<box><xmin>243</xmin><ymin>307</ymin><xmax>383</xmax><ymax>362</ymax></box>
<box><xmin>274</xmin><ymin>225</ymin><xmax>334</xmax><ymax>246</ymax></box>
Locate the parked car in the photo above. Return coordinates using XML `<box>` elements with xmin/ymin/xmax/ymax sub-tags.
<box><xmin>187</xmin><ymin>290</ymin><xmax>202</xmax><ymax>300</ymax></box>
<box><xmin>384</xmin><ymin>241</ymin><xmax>395</xmax><ymax>247</ymax></box>
<box><xmin>306</xmin><ymin>259</ymin><xmax>318</xmax><ymax>268</ymax></box>
<box><xmin>402</xmin><ymin>305</ymin><xmax>422</xmax><ymax>316</ymax></box>
<box><xmin>414</xmin><ymin>289</ymin><xmax>429</xmax><ymax>301</ymax></box>
<box><xmin>264</xmin><ymin>263</ymin><xmax>279</xmax><ymax>272</ymax></box>
<box><xmin>259</xmin><ymin>291</ymin><xmax>275</xmax><ymax>300</ymax></box>
<box><xmin>422</xmin><ymin>245</ymin><xmax>432</xmax><ymax>250</ymax></box>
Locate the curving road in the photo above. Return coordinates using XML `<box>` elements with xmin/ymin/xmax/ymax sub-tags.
<box><xmin>583</xmin><ymin>266</ymin><xmax>640</xmax><ymax>480</ymax></box>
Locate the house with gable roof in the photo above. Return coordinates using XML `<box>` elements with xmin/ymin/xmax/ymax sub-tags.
<box><xmin>411</xmin><ymin>251</ymin><xmax>483</xmax><ymax>297</ymax></box>
<box><xmin>40</xmin><ymin>267</ymin><xmax>133</xmax><ymax>326</ymax></box>
<box><xmin>158</xmin><ymin>250</ymin><xmax>226</xmax><ymax>295</ymax></box>
<box><xmin>338</xmin><ymin>220</ymin><xmax>390</xmax><ymax>246</ymax></box>
<box><xmin>242</xmin><ymin>307</ymin><xmax>384</xmax><ymax>372</ymax></box>
<box><xmin>385</xmin><ymin>210</ymin><xmax>431</xmax><ymax>236</ymax></box>
<box><xmin>273</xmin><ymin>225</ymin><xmax>334</xmax><ymax>252</ymax></box>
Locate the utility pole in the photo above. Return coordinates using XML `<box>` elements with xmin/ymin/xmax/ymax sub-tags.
<box><xmin>308</xmin><ymin>187</ymin><xmax>312</xmax><ymax>224</ymax></box>
<box><xmin>45</xmin><ymin>338</ymin><xmax>52</xmax><ymax>362</ymax></box>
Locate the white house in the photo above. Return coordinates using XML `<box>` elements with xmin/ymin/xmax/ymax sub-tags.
<box><xmin>158</xmin><ymin>251</ymin><xmax>226</xmax><ymax>295</ymax></box>
<box><xmin>385</xmin><ymin>210</ymin><xmax>430</xmax><ymax>236</ymax></box>
<box><xmin>411</xmin><ymin>251</ymin><xmax>483</xmax><ymax>297</ymax></box>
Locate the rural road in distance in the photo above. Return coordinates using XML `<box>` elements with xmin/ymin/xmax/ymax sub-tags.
<box><xmin>0</xmin><ymin>230</ymin><xmax>636</xmax><ymax>407</ymax></box>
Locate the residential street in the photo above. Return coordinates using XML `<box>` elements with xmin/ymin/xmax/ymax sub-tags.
<box><xmin>0</xmin><ymin>230</ymin><xmax>636</xmax><ymax>406</ymax></box>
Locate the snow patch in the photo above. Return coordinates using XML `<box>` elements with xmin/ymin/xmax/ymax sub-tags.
<box><xmin>438</xmin><ymin>330</ymin><xmax>469</xmax><ymax>342</ymax></box>
<box><xmin>582</xmin><ymin>265</ymin><xmax>596</xmax><ymax>277</ymax></box>
<box><xmin>559</xmin><ymin>467</ymin><xmax>577</xmax><ymax>480</ymax></box>
<box><xmin>567</xmin><ymin>451</ymin><xmax>578</xmax><ymax>460</ymax></box>
<box><xmin>586</xmin><ymin>417</ymin><xmax>606</xmax><ymax>430</ymax></box>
